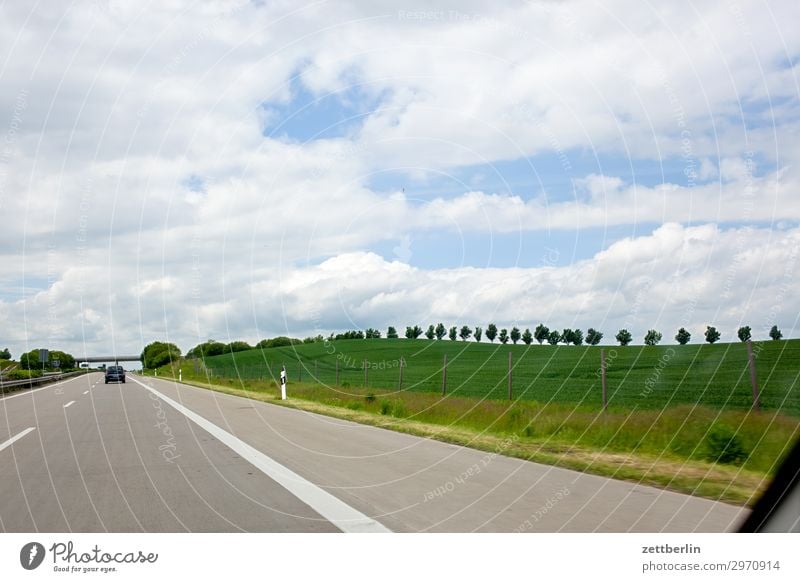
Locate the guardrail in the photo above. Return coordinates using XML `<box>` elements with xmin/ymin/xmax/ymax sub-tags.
<box><xmin>0</xmin><ymin>370</ymin><xmax>90</xmax><ymax>393</ymax></box>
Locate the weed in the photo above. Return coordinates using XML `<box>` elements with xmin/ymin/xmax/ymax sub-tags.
<box><xmin>706</xmin><ymin>424</ymin><xmax>749</xmax><ymax>465</ymax></box>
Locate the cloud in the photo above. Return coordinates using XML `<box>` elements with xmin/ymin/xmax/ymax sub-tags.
<box><xmin>2</xmin><ymin>223</ymin><xmax>797</xmax><ymax>357</ymax></box>
<box><xmin>0</xmin><ymin>1</ymin><xmax>798</xmax><ymax>358</ymax></box>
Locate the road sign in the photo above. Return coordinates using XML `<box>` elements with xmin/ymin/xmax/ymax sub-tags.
<box><xmin>39</xmin><ymin>349</ymin><xmax>49</xmax><ymax>363</ymax></box>
<box><xmin>52</xmin><ymin>359</ymin><xmax>60</xmax><ymax>369</ymax></box>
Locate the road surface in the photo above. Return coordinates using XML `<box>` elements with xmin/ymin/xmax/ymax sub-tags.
<box><xmin>0</xmin><ymin>373</ymin><xmax>748</xmax><ymax>532</ymax></box>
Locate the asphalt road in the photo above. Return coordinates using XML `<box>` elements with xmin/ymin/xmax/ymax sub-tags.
<box><xmin>0</xmin><ymin>373</ymin><xmax>748</xmax><ymax>532</ymax></box>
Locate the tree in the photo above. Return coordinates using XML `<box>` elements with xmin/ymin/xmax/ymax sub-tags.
<box><xmin>142</xmin><ymin>341</ymin><xmax>181</xmax><ymax>369</ymax></box>
<box><xmin>521</xmin><ymin>328</ymin><xmax>533</xmax><ymax>345</ymax></box>
<box><xmin>534</xmin><ymin>324</ymin><xmax>549</xmax><ymax>345</ymax></box>
<box><xmin>226</xmin><ymin>341</ymin><xmax>252</xmax><ymax>353</ymax></box>
<box><xmin>561</xmin><ymin>329</ymin><xmax>574</xmax><ymax>345</ymax></box>
<box><xmin>459</xmin><ymin>325</ymin><xmax>472</xmax><ymax>341</ymax></box>
<box><xmin>256</xmin><ymin>336</ymin><xmax>299</xmax><ymax>349</ymax></box>
<box><xmin>425</xmin><ymin>325</ymin><xmax>435</xmax><ymax>340</ymax></box>
<box><xmin>0</xmin><ymin>348</ymin><xmax>10</xmax><ymax>360</ymax></box>
<box><xmin>49</xmin><ymin>350</ymin><xmax>75</xmax><ymax>370</ymax></box>
<box><xmin>586</xmin><ymin>328</ymin><xmax>603</xmax><ymax>345</ymax></box>
<box><xmin>449</xmin><ymin>326</ymin><xmax>458</xmax><ymax>341</ymax></box>
<box><xmin>737</xmin><ymin>326</ymin><xmax>752</xmax><ymax>342</ymax></box>
<box><xmin>20</xmin><ymin>349</ymin><xmax>42</xmax><ymax>370</ymax></box>
<box><xmin>334</xmin><ymin>330</ymin><xmax>364</xmax><ymax>340</ymax></box>
<box><xmin>615</xmin><ymin>329</ymin><xmax>632</xmax><ymax>346</ymax></box>
<box><xmin>405</xmin><ymin>326</ymin><xmax>423</xmax><ymax>339</ymax></box>
<box><xmin>704</xmin><ymin>325</ymin><xmax>721</xmax><ymax>344</ymax></box>
<box><xmin>499</xmin><ymin>328</ymin><xmax>509</xmax><ymax>344</ymax></box>
<box><xmin>770</xmin><ymin>325</ymin><xmax>783</xmax><ymax>341</ymax></box>
<box><xmin>435</xmin><ymin>323</ymin><xmax>447</xmax><ymax>340</ymax></box>
<box><xmin>547</xmin><ymin>330</ymin><xmax>561</xmax><ymax>345</ymax></box>
<box><xmin>474</xmin><ymin>327</ymin><xmax>482</xmax><ymax>342</ymax></box>
<box><xmin>365</xmin><ymin>328</ymin><xmax>382</xmax><ymax>339</ymax></box>
<box><xmin>510</xmin><ymin>327</ymin><xmax>521</xmax><ymax>344</ymax></box>
<box><xmin>387</xmin><ymin>326</ymin><xmax>399</xmax><ymax>339</ymax></box>
<box><xmin>571</xmin><ymin>329</ymin><xmax>584</xmax><ymax>346</ymax></box>
<box><xmin>486</xmin><ymin>323</ymin><xmax>498</xmax><ymax>343</ymax></box>
<box><xmin>675</xmin><ymin>328</ymin><xmax>691</xmax><ymax>345</ymax></box>
<box><xmin>188</xmin><ymin>340</ymin><xmax>222</xmax><ymax>358</ymax></box>
<box><xmin>643</xmin><ymin>330</ymin><xmax>662</xmax><ymax>346</ymax></box>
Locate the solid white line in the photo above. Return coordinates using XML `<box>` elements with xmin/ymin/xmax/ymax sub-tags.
<box><xmin>63</xmin><ymin>401</ymin><xmax>75</xmax><ymax>408</ymax></box>
<box><xmin>129</xmin><ymin>377</ymin><xmax>390</xmax><ymax>533</ymax></box>
<box><xmin>0</xmin><ymin>427</ymin><xmax>36</xmax><ymax>453</ymax></box>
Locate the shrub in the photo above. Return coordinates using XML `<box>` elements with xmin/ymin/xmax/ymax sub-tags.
<box><xmin>390</xmin><ymin>401</ymin><xmax>408</xmax><ymax>418</ymax></box>
<box><xmin>365</xmin><ymin>392</ymin><xmax>376</xmax><ymax>403</ymax></box>
<box><xmin>379</xmin><ymin>400</ymin><xmax>392</xmax><ymax>415</ymax></box>
<box><xmin>5</xmin><ymin>369</ymin><xmax>42</xmax><ymax>380</ymax></box>
<box><xmin>705</xmin><ymin>424</ymin><xmax>749</xmax><ymax>465</ymax></box>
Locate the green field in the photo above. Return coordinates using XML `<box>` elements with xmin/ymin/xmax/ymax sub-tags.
<box><xmin>197</xmin><ymin>339</ymin><xmax>800</xmax><ymax>415</ymax></box>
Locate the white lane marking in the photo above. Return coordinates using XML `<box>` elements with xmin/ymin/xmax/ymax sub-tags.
<box><xmin>0</xmin><ymin>374</ymin><xmax>95</xmax><ymax>401</ymax></box>
<box><xmin>130</xmin><ymin>376</ymin><xmax>390</xmax><ymax>533</ymax></box>
<box><xmin>63</xmin><ymin>401</ymin><xmax>75</xmax><ymax>408</ymax></box>
<box><xmin>83</xmin><ymin>391</ymin><xmax>89</xmax><ymax>395</ymax></box>
<box><xmin>0</xmin><ymin>427</ymin><xmax>36</xmax><ymax>453</ymax></box>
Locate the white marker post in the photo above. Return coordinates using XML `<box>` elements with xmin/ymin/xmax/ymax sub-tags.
<box><xmin>179</xmin><ymin>369</ymin><xmax>182</xmax><ymax>382</ymax></box>
<box><xmin>280</xmin><ymin>365</ymin><xmax>287</xmax><ymax>400</ymax></box>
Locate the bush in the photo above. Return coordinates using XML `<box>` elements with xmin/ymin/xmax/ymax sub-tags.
<box><xmin>705</xmin><ymin>424</ymin><xmax>749</xmax><ymax>465</ymax></box>
<box><xmin>390</xmin><ymin>401</ymin><xmax>408</xmax><ymax>418</ymax></box>
<box><xmin>5</xmin><ymin>369</ymin><xmax>42</xmax><ymax>380</ymax></box>
<box><xmin>365</xmin><ymin>392</ymin><xmax>376</xmax><ymax>403</ymax></box>
<box><xmin>379</xmin><ymin>400</ymin><xmax>392</xmax><ymax>415</ymax></box>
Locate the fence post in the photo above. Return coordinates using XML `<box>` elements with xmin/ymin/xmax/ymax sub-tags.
<box><xmin>747</xmin><ymin>340</ymin><xmax>761</xmax><ymax>411</ymax></box>
<box><xmin>441</xmin><ymin>354</ymin><xmax>447</xmax><ymax>396</ymax></box>
<box><xmin>508</xmin><ymin>351</ymin><xmax>513</xmax><ymax>399</ymax></box>
<box><xmin>601</xmin><ymin>349</ymin><xmax>607</xmax><ymax>411</ymax></box>
<box><xmin>398</xmin><ymin>358</ymin><xmax>404</xmax><ymax>390</ymax></box>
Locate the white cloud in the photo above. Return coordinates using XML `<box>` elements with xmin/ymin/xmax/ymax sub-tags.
<box><xmin>2</xmin><ymin>223</ymin><xmax>797</xmax><ymax>357</ymax></box>
<box><xmin>0</xmin><ymin>1</ymin><xmax>798</xmax><ymax>358</ymax></box>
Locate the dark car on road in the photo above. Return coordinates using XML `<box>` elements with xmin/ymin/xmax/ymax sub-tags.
<box><xmin>105</xmin><ymin>365</ymin><xmax>126</xmax><ymax>384</ymax></box>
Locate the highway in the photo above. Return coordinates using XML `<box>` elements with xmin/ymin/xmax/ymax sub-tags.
<box><xmin>0</xmin><ymin>373</ymin><xmax>748</xmax><ymax>532</ymax></box>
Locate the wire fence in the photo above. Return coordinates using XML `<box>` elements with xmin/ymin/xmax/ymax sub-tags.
<box><xmin>198</xmin><ymin>341</ymin><xmax>800</xmax><ymax>414</ymax></box>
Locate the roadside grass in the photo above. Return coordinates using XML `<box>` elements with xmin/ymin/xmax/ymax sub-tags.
<box><xmin>148</xmin><ymin>361</ymin><xmax>800</xmax><ymax>506</ymax></box>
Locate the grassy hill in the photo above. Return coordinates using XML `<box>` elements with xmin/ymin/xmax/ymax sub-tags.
<box><xmin>198</xmin><ymin>338</ymin><xmax>800</xmax><ymax>415</ymax></box>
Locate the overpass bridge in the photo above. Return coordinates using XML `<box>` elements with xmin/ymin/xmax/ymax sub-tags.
<box><xmin>79</xmin><ymin>355</ymin><xmax>142</xmax><ymax>364</ymax></box>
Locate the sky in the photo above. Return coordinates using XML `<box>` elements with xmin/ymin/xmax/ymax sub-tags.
<box><xmin>0</xmin><ymin>0</ymin><xmax>799</xmax><ymax>358</ymax></box>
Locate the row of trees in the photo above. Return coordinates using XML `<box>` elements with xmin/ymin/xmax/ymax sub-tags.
<box><xmin>18</xmin><ymin>349</ymin><xmax>76</xmax><ymax>370</ymax></box>
<box><xmin>185</xmin><ymin>336</ymin><xmax>328</xmax><ymax>361</ymax></box>
<box><xmin>158</xmin><ymin>323</ymin><xmax>789</xmax><ymax>368</ymax></box>
<box><xmin>377</xmin><ymin>323</ymin><xmax>786</xmax><ymax>346</ymax></box>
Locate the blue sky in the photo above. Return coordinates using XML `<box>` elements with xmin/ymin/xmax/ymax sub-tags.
<box><xmin>1</xmin><ymin>1</ymin><xmax>798</xmax><ymax>356</ymax></box>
